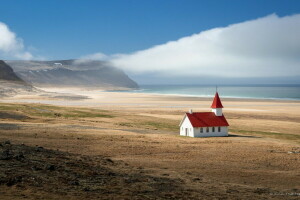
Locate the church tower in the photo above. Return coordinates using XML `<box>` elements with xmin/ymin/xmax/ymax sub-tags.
<box><xmin>211</xmin><ymin>92</ymin><xmax>223</xmax><ymax>116</ymax></box>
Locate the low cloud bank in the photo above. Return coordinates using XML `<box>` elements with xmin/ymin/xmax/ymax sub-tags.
<box><xmin>0</xmin><ymin>22</ymin><xmax>33</xmax><ymax>60</ymax></box>
<box><xmin>109</xmin><ymin>14</ymin><xmax>300</xmax><ymax>78</ymax></box>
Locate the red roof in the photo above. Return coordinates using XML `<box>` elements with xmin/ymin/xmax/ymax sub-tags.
<box><xmin>186</xmin><ymin>112</ymin><xmax>229</xmax><ymax>127</ymax></box>
<box><xmin>211</xmin><ymin>92</ymin><xmax>223</xmax><ymax>108</ymax></box>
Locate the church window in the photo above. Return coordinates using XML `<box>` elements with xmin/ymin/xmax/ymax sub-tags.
<box><xmin>206</xmin><ymin>127</ymin><xmax>209</xmax><ymax>132</ymax></box>
<box><xmin>200</xmin><ymin>128</ymin><xmax>203</xmax><ymax>133</ymax></box>
<box><xmin>218</xmin><ymin>127</ymin><xmax>221</xmax><ymax>132</ymax></box>
<box><xmin>212</xmin><ymin>127</ymin><xmax>215</xmax><ymax>132</ymax></box>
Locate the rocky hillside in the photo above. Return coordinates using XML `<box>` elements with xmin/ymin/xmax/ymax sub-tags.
<box><xmin>0</xmin><ymin>60</ymin><xmax>25</xmax><ymax>83</ymax></box>
<box><xmin>6</xmin><ymin>60</ymin><xmax>139</xmax><ymax>89</ymax></box>
<box><xmin>0</xmin><ymin>141</ymin><xmax>187</xmax><ymax>199</ymax></box>
<box><xmin>0</xmin><ymin>60</ymin><xmax>35</xmax><ymax>97</ymax></box>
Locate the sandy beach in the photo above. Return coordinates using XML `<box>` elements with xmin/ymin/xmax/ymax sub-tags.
<box><xmin>2</xmin><ymin>87</ymin><xmax>300</xmax><ymax>136</ymax></box>
<box><xmin>0</xmin><ymin>87</ymin><xmax>299</xmax><ymax>199</ymax></box>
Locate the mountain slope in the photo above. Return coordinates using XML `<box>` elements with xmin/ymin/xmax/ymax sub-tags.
<box><xmin>0</xmin><ymin>60</ymin><xmax>25</xmax><ymax>83</ymax></box>
<box><xmin>6</xmin><ymin>60</ymin><xmax>139</xmax><ymax>89</ymax></box>
<box><xmin>0</xmin><ymin>60</ymin><xmax>35</xmax><ymax>97</ymax></box>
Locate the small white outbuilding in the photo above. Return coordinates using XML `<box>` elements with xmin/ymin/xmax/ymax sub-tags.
<box><xmin>179</xmin><ymin>92</ymin><xmax>229</xmax><ymax>137</ymax></box>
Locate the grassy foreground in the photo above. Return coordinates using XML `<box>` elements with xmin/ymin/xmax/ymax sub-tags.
<box><xmin>0</xmin><ymin>102</ymin><xmax>299</xmax><ymax>199</ymax></box>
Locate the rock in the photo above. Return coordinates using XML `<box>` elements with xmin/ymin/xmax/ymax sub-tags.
<box><xmin>192</xmin><ymin>178</ymin><xmax>202</xmax><ymax>181</ymax></box>
<box><xmin>4</xmin><ymin>140</ymin><xmax>11</xmax><ymax>145</ymax></box>
<box><xmin>31</xmin><ymin>166</ymin><xmax>43</xmax><ymax>171</ymax></box>
<box><xmin>45</xmin><ymin>164</ymin><xmax>56</xmax><ymax>171</ymax></box>
<box><xmin>0</xmin><ymin>149</ymin><xmax>13</xmax><ymax>160</ymax></box>
<box><xmin>107</xmin><ymin>172</ymin><xmax>116</xmax><ymax>176</ymax></box>
<box><xmin>35</xmin><ymin>146</ymin><xmax>44</xmax><ymax>152</ymax></box>
<box><xmin>254</xmin><ymin>187</ymin><xmax>270</xmax><ymax>194</ymax></box>
<box><xmin>69</xmin><ymin>180</ymin><xmax>79</xmax><ymax>186</ymax></box>
<box><xmin>14</xmin><ymin>152</ymin><xmax>25</xmax><ymax>161</ymax></box>
<box><xmin>6</xmin><ymin>176</ymin><xmax>23</xmax><ymax>187</ymax></box>
<box><xmin>105</xmin><ymin>158</ymin><xmax>114</xmax><ymax>163</ymax></box>
<box><xmin>226</xmin><ymin>188</ymin><xmax>239</xmax><ymax>193</ymax></box>
<box><xmin>54</xmin><ymin>113</ymin><xmax>61</xmax><ymax>117</ymax></box>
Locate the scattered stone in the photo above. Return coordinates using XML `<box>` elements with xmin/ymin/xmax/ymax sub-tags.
<box><xmin>192</xmin><ymin>178</ymin><xmax>201</xmax><ymax>181</ymax></box>
<box><xmin>0</xmin><ymin>149</ymin><xmax>13</xmax><ymax>160</ymax></box>
<box><xmin>35</xmin><ymin>146</ymin><xmax>44</xmax><ymax>152</ymax></box>
<box><xmin>6</xmin><ymin>176</ymin><xmax>22</xmax><ymax>187</ymax></box>
<box><xmin>69</xmin><ymin>180</ymin><xmax>79</xmax><ymax>186</ymax></box>
<box><xmin>54</xmin><ymin>113</ymin><xmax>61</xmax><ymax>117</ymax></box>
<box><xmin>31</xmin><ymin>166</ymin><xmax>43</xmax><ymax>171</ymax></box>
<box><xmin>4</xmin><ymin>140</ymin><xmax>11</xmax><ymax>145</ymax></box>
<box><xmin>14</xmin><ymin>152</ymin><xmax>25</xmax><ymax>161</ymax></box>
<box><xmin>107</xmin><ymin>172</ymin><xmax>116</xmax><ymax>176</ymax></box>
<box><xmin>105</xmin><ymin>158</ymin><xmax>114</xmax><ymax>163</ymax></box>
<box><xmin>254</xmin><ymin>187</ymin><xmax>270</xmax><ymax>194</ymax></box>
<box><xmin>45</xmin><ymin>164</ymin><xmax>56</xmax><ymax>171</ymax></box>
<box><xmin>226</xmin><ymin>188</ymin><xmax>239</xmax><ymax>193</ymax></box>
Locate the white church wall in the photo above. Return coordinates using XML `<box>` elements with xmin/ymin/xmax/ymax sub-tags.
<box><xmin>193</xmin><ymin>126</ymin><xmax>228</xmax><ymax>137</ymax></box>
<box><xmin>180</xmin><ymin>116</ymin><xmax>194</xmax><ymax>137</ymax></box>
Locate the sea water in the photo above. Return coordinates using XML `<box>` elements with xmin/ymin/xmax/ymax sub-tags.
<box><xmin>121</xmin><ymin>85</ymin><xmax>300</xmax><ymax>100</ymax></box>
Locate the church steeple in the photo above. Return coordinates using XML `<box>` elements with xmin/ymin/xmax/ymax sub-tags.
<box><xmin>211</xmin><ymin>92</ymin><xmax>223</xmax><ymax>116</ymax></box>
<box><xmin>211</xmin><ymin>92</ymin><xmax>223</xmax><ymax>108</ymax></box>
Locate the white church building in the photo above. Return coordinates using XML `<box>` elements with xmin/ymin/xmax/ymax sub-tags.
<box><xmin>179</xmin><ymin>92</ymin><xmax>229</xmax><ymax>137</ymax></box>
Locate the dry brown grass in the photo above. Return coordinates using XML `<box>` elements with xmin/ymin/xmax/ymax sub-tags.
<box><xmin>0</xmin><ymin>97</ymin><xmax>299</xmax><ymax>199</ymax></box>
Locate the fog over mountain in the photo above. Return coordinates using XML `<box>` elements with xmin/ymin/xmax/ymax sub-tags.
<box><xmin>106</xmin><ymin>14</ymin><xmax>300</xmax><ymax>85</ymax></box>
<box><xmin>6</xmin><ymin>60</ymin><xmax>139</xmax><ymax>89</ymax></box>
<box><xmin>2</xmin><ymin>14</ymin><xmax>300</xmax><ymax>85</ymax></box>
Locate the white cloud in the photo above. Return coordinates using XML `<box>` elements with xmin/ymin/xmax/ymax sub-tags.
<box><xmin>110</xmin><ymin>14</ymin><xmax>300</xmax><ymax>78</ymax></box>
<box><xmin>0</xmin><ymin>22</ymin><xmax>33</xmax><ymax>60</ymax></box>
<box><xmin>73</xmin><ymin>52</ymin><xmax>110</xmax><ymax>65</ymax></box>
<box><xmin>79</xmin><ymin>52</ymin><xmax>109</xmax><ymax>61</ymax></box>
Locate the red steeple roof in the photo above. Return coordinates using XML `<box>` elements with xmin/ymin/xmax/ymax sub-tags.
<box><xmin>211</xmin><ymin>92</ymin><xmax>223</xmax><ymax>108</ymax></box>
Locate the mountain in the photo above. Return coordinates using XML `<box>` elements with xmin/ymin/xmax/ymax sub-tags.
<box><xmin>0</xmin><ymin>60</ymin><xmax>25</xmax><ymax>83</ymax></box>
<box><xmin>0</xmin><ymin>60</ymin><xmax>35</xmax><ymax>97</ymax></box>
<box><xmin>6</xmin><ymin>60</ymin><xmax>139</xmax><ymax>89</ymax></box>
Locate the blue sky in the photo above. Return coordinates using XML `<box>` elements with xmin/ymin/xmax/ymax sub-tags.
<box><xmin>1</xmin><ymin>0</ymin><xmax>300</xmax><ymax>59</ymax></box>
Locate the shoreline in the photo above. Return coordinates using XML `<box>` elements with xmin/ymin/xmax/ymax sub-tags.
<box><xmin>110</xmin><ymin>90</ymin><xmax>300</xmax><ymax>102</ymax></box>
<box><xmin>110</xmin><ymin>84</ymin><xmax>300</xmax><ymax>102</ymax></box>
<box><xmin>1</xmin><ymin>87</ymin><xmax>300</xmax><ymax>107</ymax></box>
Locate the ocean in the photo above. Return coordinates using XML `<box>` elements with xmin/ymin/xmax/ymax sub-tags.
<box><xmin>120</xmin><ymin>85</ymin><xmax>300</xmax><ymax>100</ymax></box>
